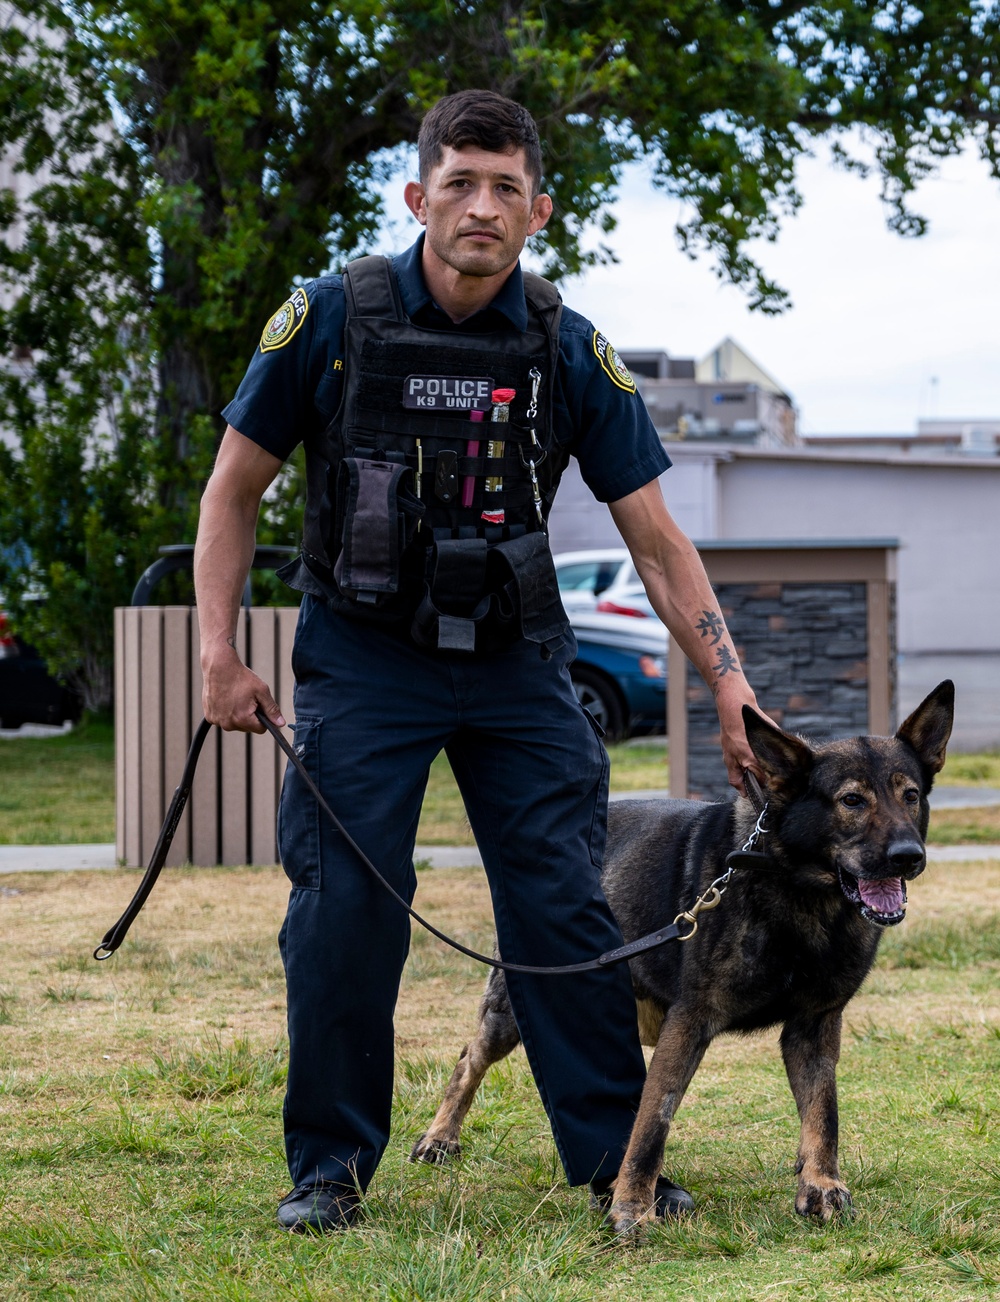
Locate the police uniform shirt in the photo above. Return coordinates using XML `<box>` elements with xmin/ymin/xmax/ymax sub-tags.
<box><xmin>223</xmin><ymin>234</ymin><xmax>671</xmax><ymax>504</ymax></box>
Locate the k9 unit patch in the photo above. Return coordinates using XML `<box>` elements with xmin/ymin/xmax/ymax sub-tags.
<box><xmin>260</xmin><ymin>287</ymin><xmax>309</xmax><ymax>352</ymax></box>
<box><xmin>593</xmin><ymin>332</ymin><xmax>636</xmax><ymax>392</ymax></box>
<box><xmin>403</xmin><ymin>374</ymin><xmax>494</xmax><ymax>411</ymax></box>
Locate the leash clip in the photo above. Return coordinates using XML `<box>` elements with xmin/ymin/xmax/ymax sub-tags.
<box><xmin>674</xmin><ymin>884</ymin><xmax>723</xmax><ymax>941</ymax></box>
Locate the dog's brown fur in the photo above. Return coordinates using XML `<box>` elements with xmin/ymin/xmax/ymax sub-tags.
<box><xmin>410</xmin><ymin>682</ymin><xmax>955</xmax><ymax>1233</ymax></box>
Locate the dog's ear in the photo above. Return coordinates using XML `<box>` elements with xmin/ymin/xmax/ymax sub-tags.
<box><xmin>742</xmin><ymin>706</ymin><xmax>814</xmax><ymax>795</ymax></box>
<box><xmin>896</xmin><ymin>679</ymin><xmax>954</xmax><ymax>776</ymax></box>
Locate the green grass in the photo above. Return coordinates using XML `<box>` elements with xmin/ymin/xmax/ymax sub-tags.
<box><xmin>1</xmin><ymin>716</ymin><xmax>997</xmax><ymax>848</ymax></box>
<box><xmin>0</xmin><ymin>862</ymin><xmax>997</xmax><ymax>1299</ymax></box>
<box><xmin>0</xmin><ymin>714</ymin><xmax>114</xmax><ymax>843</ymax></box>
<box><xmin>939</xmin><ymin>751</ymin><xmax>1000</xmax><ymax>787</ymax></box>
<box><xmin>923</xmin><ymin>806</ymin><xmax>1000</xmax><ymax>845</ymax></box>
<box><xmin>0</xmin><ymin>721</ymin><xmax>665</xmax><ymax>846</ymax></box>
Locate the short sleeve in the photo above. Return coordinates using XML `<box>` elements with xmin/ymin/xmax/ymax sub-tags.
<box><xmin>553</xmin><ymin>308</ymin><xmax>671</xmax><ymax>503</ymax></box>
<box><xmin>221</xmin><ymin>276</ymin><xmax>347</xmax><ymax>461</ymax></box>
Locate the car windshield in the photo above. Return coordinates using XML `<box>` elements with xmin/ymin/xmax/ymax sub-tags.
<box><xmin>556</xmin><ymin>561</ymin><xmax>624</xmax><ymax>596</ymax></box>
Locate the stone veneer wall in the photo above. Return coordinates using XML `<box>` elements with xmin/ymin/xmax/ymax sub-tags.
<box><xmin>686</xmin><ymin>580</ymin><xmax>896</xmax><ymax>801</ymax></box>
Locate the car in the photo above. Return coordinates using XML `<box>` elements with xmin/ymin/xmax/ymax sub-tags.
<box><xmin>568</xmin><ymin>609</ymin><xmax>668</xmax><ymax>742</ymax></box>
<box><xmin>554</xmin><ymin>548</ymin><xmax>656</xmax><ymax>619</ymax></box>
<box><xmin>0</xmin><ymin>613</ymin><xmax>81</xmax><ymax>730</ymax></box>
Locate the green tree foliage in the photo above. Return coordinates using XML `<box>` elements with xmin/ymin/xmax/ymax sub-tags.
<box><xmin>1</xmin><ymin>0</ymin><xmax>998</xmax><ymax>709</ymax></box>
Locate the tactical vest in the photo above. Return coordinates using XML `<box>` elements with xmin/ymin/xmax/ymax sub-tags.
<box><xmin>283</xmin><ymin>254</ymin><xmax>573</xmax><ymax>654</ymax></box>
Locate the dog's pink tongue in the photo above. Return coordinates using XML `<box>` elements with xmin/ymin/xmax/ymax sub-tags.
<box><xmin>859</xmin><ymin>878</ymin><xmax>904</xmax><ymax>914</ymax></box>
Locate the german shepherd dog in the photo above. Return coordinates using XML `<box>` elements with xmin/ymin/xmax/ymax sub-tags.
<box><xmin>410</xmin><ymin>681</ymin><xmax>955</xmax><ymax>1233</ymax></box>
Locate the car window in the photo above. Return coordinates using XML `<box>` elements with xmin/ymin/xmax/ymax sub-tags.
<box><xmin>556</xmin><ymin>562</ymin><xmax>604</xmax><ymax>592</ymax></box>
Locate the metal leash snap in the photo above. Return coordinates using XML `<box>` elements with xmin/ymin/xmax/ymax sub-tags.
<box><xmin>674</xmin><ymin>884</ymin><xmax>723</xmax><ymax>940</ymax></box>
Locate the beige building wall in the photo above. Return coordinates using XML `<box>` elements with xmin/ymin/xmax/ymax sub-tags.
<box><xmin>548</xmin><ymin>444</ymin><xmax>1000</xmax><ymax>748</ymax></box>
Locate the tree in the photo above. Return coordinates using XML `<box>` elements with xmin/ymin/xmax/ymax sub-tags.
<box><xmin>1</xmin><ymin>0</ymin><xmax>998</xmax><ymax>709</ymax></box>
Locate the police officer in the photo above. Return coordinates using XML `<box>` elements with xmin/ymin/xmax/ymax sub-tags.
<box><xmin>194</xmin><ymin>90</ymin><xmax>763</xmax><ymax>1232</ymax></box>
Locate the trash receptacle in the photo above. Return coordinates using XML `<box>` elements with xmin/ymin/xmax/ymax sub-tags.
<box><xmin>115</xmin><ymin>545</ymin><xmax>299</xmax><ymax>868</ymax></box>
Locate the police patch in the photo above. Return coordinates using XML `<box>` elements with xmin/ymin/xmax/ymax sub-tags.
<box><xmin>593</xmin><ymin>331</ymin><xmax>636</xmax><ymax>392</ymax></box>
<box><xmin>402</xmin><ymin>374</ymin><xmax>494</xmax><ymax>411</ymax></box>
<box><xmin>260</xmin><ymin>287</ymin><xmax>309</xmax><ymax>352</ymax></box>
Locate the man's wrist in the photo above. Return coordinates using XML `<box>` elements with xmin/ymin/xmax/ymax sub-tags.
<box><xmin>712</xmin><ymin>675</ymin><xmax>757</xmax><ymax>709</ymax></box>
<box><xmin>200</xmin><ymin>638</ymin><xmax>242</xmax><ymax>673</ymax></box>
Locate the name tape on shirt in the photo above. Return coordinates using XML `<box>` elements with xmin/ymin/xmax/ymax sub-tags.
<box><xmin>593</xmin><ymin>332</ymin><xmax>636</xmax><ymax>393</ymax></box>
<box><xmin>403</xmin><ymin>374</ymin><xmax>495</xmax><ymax>411</ymax></box>
<box><xmin>260</xmin><ymin>287</ymin><xmax>309</xmax><ymax>353</ymax></box>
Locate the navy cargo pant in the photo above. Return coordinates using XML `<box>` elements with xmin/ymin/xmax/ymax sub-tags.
<box><xmin>277</xmin><ymin>594</ymin><xmax>647</xmax><ymax>1193</ymax></box>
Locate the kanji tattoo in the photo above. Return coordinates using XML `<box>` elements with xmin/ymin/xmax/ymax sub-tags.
<box><xmin>696</xmin><ymin>609</ymin><xmax>725</xmax><ymax>646</ymax></box>
<box><xmin>713</xmin><ymin>644</ymin><xmax>741</xmax><ymax>678</ymax></box>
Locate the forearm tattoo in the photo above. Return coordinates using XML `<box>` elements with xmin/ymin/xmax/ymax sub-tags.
<box><xmin>696</xmin><ymin>608</ymin><xmax>742</xmax><ymax>682</ymax></box>
<box><xmin>712</xmin><ymin>644</ymin><xmax>741</xmax><ymax>678</ymax></box>
<box><xmin>695</xmin><ymin>609</ymin><xmax>725</xmax><ymax>646</ymax></box>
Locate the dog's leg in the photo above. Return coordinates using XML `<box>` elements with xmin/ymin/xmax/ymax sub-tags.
<box><xmin>410</xmin><ymin>970</ymin><xmax>521</xmax><ymax>1165</ymax></box>
<box><xmin>780</xmin><ymin>1009</ymin><xmax>852</xmax><ymax>1221</ymax></box>
<box><xmin>607</xmin><ymin>1004</ymin><xmax>709</xmax><ymax>1235</ymax></box>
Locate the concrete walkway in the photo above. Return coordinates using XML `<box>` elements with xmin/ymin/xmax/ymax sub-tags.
<box><xmin>2</xmin><ymin>784</ymin><xmax>998</xmax><ymax>874</ymax></box>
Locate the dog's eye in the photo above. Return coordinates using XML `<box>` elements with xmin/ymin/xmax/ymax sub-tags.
<box><xmin>904</xmin><ymin>788</ymin><xmax>920</xmax><ymax>804</ymax></box>
<box><xmin>840</xmin><ymin>793</ymin><xmax>865</xmax><ymax>809</ymax></box>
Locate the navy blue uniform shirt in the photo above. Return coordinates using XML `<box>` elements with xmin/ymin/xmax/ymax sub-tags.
<box><xmin>223</xmin><ymin>234</ymin><xmax>671</xmax><ymax>503</ymax></box>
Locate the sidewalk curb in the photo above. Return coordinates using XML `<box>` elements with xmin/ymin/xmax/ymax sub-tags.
<box><xmin>3</xmin><ymin>842</ymin><xmax>1000</xmax><ymax>874</ymax></box>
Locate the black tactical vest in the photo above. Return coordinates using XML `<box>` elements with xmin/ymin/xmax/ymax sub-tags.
<box><xmin>282</xmin><ymin>254</ymin><xmax>573</xmax><ymax>654</ymax></box>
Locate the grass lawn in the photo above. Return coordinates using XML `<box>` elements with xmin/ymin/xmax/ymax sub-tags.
<box><xmin>1</xmin><ymin>721</ymin><xmax>998</xmax><ymax>1296</ymax></box>
<box><xmin>0</xmin><ymin>716</ymin><xmax>115</xmax><ymax>844</ymax></box>
<box><xmin>1</xmin><ymin>719</ymin><xmax>998</xmax><ymax>847</ymax></box>
<box><xmin>0</xmin><ymin>859</ymin><xmax>998</xmax><ymax>1299</ymax></box>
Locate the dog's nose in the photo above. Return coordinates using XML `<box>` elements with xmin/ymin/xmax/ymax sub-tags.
<box><xmin>888</xmin><ymin>840</ymin><xmax>925</xmax><ymax>876</ymax></box>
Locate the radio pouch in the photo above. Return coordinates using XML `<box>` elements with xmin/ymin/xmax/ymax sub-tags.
<box><xmin>333</xmin><ymin>457</ymin><xmax>425</xmax><ymax>604</ymax></box>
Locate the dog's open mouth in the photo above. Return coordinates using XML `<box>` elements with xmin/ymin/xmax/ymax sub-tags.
<box><xmin>838</xmin><ymin>867</ymin><xmax>907</xmax><ymax>927</ymax></box>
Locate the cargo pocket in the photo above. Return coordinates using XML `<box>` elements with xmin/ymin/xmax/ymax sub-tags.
<box><xmin>581</xmin><ymin>704</ymin><xmax>610</xmax><ymax>868</ymax></box>
<box><xmin>277</xmin><ymin>715</ymin><xmax>322</xmax><ymax>891</ymax></box>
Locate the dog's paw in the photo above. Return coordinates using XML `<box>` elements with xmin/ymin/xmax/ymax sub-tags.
<box><xmin>409</xmin><ymin>1132</ymin><xmax>461</xmax><ymax>1165</ymax></box>
<box><xmin>795</xmin><ymin>1178</ymin><xmax>852</xmax><ymax>1222</ymax></box>
<box><xmin>604</xmin><ymin>1199</ymin><xmax>655</xmax><ymax>1238</ymax></box>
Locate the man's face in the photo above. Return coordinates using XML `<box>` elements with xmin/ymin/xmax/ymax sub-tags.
<box><xmin>404</xmin><ymin>144</ymin><xmax>552</xmax><ymax>279</ymax></box>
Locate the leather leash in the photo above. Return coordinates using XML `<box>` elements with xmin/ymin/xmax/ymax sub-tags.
<box><xmin>95</xmin><ymin>711</ymin><xmax>767</xmax><ymax>974</ymax></box>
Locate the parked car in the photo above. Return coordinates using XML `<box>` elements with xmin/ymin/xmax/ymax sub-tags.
<box><xmin>0</xmin><ymin>613</ymin><xmax>81</xmax><ymax>729</ymax></box>
<box><xmin>569</xmin><ymin>610</ymin><xmax>667</xmax><ymax>741</ymax></box>
<box><xmin>554</xmin><ymin>548</ymin><xmax>656</xmax><ymax>618</ymax></box>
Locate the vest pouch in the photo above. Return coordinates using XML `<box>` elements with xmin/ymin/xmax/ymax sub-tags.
<box><xmin>488</xmin><ymin>532</ymin><xmax>569</xmax><ymax>649</ymax></box>
<box><xmin>410</xmin><ymin>532</ymin><xmax>569</xmax><ymax>654</ymax></box>
<box><xmin>333</xmin><ymin>457</ymin><xmax>425</xmax><ymax>606</ymax></box>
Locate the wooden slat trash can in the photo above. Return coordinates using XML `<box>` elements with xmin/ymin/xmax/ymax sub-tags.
<box><xmin>115</xmin><ymin>606</ymin><xmax>300</xmax><ymax>868</ymax></box>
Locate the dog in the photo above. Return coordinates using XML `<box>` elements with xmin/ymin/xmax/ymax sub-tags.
<box><xmin>410</xmin><ymin>680</ymin><xmax>955</xmax><ymax>1233</ymax></box>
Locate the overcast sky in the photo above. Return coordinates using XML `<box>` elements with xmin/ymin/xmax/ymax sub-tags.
<box><xmin>377</xmin><ymin>138</ymin><xmax>1000</xmax><ymax>436</ymax></box>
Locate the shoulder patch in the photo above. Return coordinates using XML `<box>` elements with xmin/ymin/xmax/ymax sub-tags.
<box><xmin>260</xmin><ymin>287</ymin><xmax>309</xmax><ymax>352</ymax></box>
<box><xmin>593</xmin><ymin>331</ymin><xmax>636</xmax><ymax>393</ymax></box>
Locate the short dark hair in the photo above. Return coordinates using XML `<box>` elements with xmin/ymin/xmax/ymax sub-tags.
<box><xmin>417</xmin><ymin>90</ymin><xmax>543</xmax><ymax>194</ymax></box>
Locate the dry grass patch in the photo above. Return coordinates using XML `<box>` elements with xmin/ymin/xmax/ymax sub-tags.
<box><xmin>1</xmin><ymin>859</ymin><xmax>998</xmax><ymax>1300</ymax></box>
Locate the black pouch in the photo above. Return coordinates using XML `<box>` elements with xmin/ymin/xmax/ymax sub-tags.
<box><xmin>410</xmin><ymin>531</ymin><xmax>569</xmax><ymax>654</ymax></box>
<box><xmin>489</xmin><ymin>532</ymin><xmax>569</xmax><ymax>648</ymax></box>
<box><xmin>333</xmin><ymin>457</ymin><xmax>425</xmax><ymax>605</ymax></box>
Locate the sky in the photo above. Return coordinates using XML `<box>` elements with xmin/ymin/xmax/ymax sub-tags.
<box><xmin>375</xmin><ymin>139</ymin><xmax>1000</xmax><ymax>436</ymax></box>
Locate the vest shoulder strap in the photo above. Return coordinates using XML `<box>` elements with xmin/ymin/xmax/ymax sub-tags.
<box><xmin>522</xmin><ymin>270</ymin><xmax>562</xmax><ymax>315</ymax></box>
<box><xmin>347</xmin><ymin>255</ymin><xmax>561</xmax><ymax>330</ymax></box>
<box><xmin>344</xmin><ymin>254</ymin><xmax>403</xmax><ymax>321</ymax></box>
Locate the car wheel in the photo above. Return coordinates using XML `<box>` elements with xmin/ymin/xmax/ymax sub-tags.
<box><xmin>570</xmin><ymin>666</ymin><xmax>626</xmax><ymax>742</ymax></box>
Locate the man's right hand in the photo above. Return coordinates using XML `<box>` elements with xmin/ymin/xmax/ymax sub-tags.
<box><xmin>202</xmin><ymin>649</ymin><xmax>285</xmax><ymax>733</ymax></box>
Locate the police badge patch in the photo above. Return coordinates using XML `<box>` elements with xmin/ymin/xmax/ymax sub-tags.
<box><xmin>260</xmin><ymin>287</ymin><xmax>309</xmax><ymax>352</ymax></box>
<box><xmin>593</xmin><ymin>331</ymin><xmax>636</xmax><ymax>392</ymax></box>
